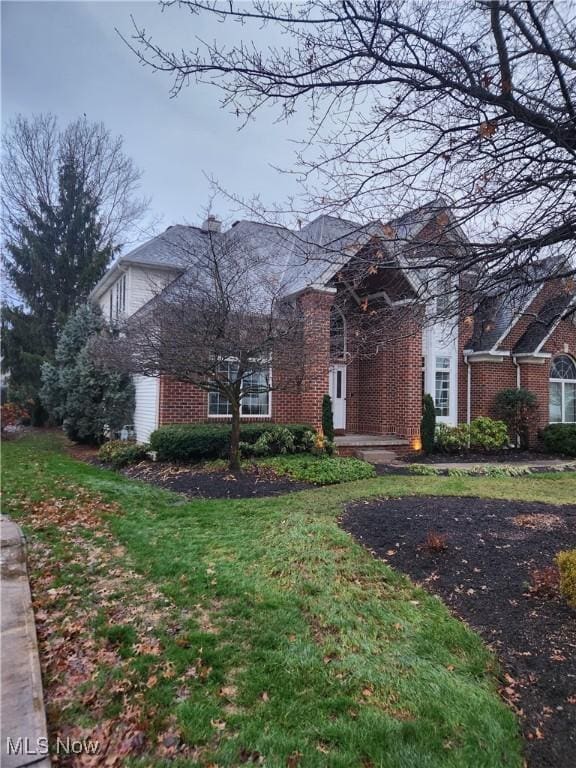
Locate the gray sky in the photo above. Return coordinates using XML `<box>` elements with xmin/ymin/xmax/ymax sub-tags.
<box><xmin>1</xmin><ymin>0</ymin><xmax>311</xmax><ymax>247</ymax></box>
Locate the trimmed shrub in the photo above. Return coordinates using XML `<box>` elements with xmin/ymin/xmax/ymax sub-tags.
<box><xmin>541</xmin><ymin>424</ymin><xmax>576</xmax><ymax>457</ymax></box>
<box><xmin>435</xmin><ymin>423</ymin><xmax>470</xmax><ymax>453</ymax></box>
<box><xmin>421</xmin><ymin>394</ymin><xmax>436</xmax><ymax>453</ymax></box>
<box><xmin>263</xmin><ymin>454</ymin><xmax>375</xmax><ymax>484</ymax></box>
<box><xmin>469</xmin><ymin>417</ymin><xmax>509</xmax><ymax>451</ymax></box>
<box><xmin>149</xmin><ymin>422</ymin><xmax>315</xmax><ymax>462</ymax></box>
<box><xmin>556</xmin><ymin>550</ymin><xmax>576</xmax><ymax>608</ymax></box>
<box><xmin>322</xmin><ymin>394</ymin><xmax>334</xmax><ymax>442</ymax></box>
<box><xmin>98</xmin><ymin>440</ymin><xmax>150</xmax><ymax>468</ymax></box>
<box><xmin>494</xmin><ymin>387</ymin><xmax>537</xmax><ymax>448</ymax></box>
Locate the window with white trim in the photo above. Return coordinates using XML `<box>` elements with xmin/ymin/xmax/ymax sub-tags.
<box><xmin>549</xmin><ymin>355</ymin><xmax>576</xmax><ymax>423</ymax></box>
<box><xmin>434</xmin><ymin>356</ymin><xmax>450</xmax><ymax>417</ymax></box>
<box><xmin>435</xmin><ymin>275</ymin><xmax>452</xmax><ymax>315</ymax></box>
<box><xmin>208</xmin><ymin>360</ymin><xmax>271</xmax><ymax>417</ymax></box>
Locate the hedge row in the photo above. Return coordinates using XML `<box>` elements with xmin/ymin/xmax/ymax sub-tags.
<box><xmin>149</xmin><ymin>422</ymin><xmax>314</xmax><ymax>462</ymax></box>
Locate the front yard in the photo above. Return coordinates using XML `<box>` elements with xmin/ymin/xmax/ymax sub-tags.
<box><xmin>3</xmin><ymin>432</ymin><xmax>576</xmax><ymax>767</ymax></box>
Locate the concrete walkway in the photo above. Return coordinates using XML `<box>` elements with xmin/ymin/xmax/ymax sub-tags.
<box><xmin>1</xmin><ymin>516</ymin><xmax>50</xmax><ymax>768</ymax></box>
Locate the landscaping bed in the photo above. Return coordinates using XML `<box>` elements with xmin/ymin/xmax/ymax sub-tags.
<box><xmin>122</xmin><ymin>460</ymin><xmax>312</xmax><ymax>498</ymax></box>
<box><xmin>400</xmin><ymin>449</ymin><xmax>570</xmax><ymax>465</ymax></box>
<box><xmin>341</xmin><ymin>496</ymin><xmax>576</xmax><ymax>768</ymax></box>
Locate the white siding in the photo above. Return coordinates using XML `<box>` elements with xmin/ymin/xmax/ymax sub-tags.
<box><xmin>98</xmin><ymin>266</ymin><xmax>178</xmax><ymax>321</ymax></box>
<box><xmin>127</xmin><ymin>266</ymin><xmax>176</xmax><ymax>316</ymax></box>
<box><xmin>133</xmin><ymin>375</ymin><xmax>159</xmax><ymax>443</ymax></box>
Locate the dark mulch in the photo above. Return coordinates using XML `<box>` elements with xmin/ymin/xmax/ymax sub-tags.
<box><xmin>121</xmin><ymin>461</ymin><xmax>311</xmax><ymax>499</ymax></box>
<box><xmin>401</xmin><ymin>450</ymin><xmax>568</xmax><ymax>464</ymax></box>
<box><xmin>341</xmin><ymin>496</ymin><xmax>576</xmax><ymax>768</ymax></box>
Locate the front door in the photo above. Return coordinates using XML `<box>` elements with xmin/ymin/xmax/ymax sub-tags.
<box><xmin>329</xmin><ymin>364</ymin><xmax>347</xmax><ymax>431</ymax></box>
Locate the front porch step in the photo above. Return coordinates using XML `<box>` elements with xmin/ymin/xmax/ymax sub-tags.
<box><xmin>334</xmin><ymin>434</ymin><xmax>410</xmax><ymax>463</ymax></box>
<box><xmin>356</xmin><ymin>449</ymin><xmax>400</xmax><ymax>464</ymax></box>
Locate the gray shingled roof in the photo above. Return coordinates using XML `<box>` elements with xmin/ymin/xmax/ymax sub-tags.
<box><xmin>514</xmin><ymin>293</ymin><xmax>575</xmax><ymax>353</ymax></box>
<box><xmin>468</xmin><ymin>257</ymin><xmax>571</xmax><ymax>352</ymax></box>
<box><xmin>121</xmin><ymin>225</ymin><xmax>214</xmax><ymax>268</ymax></box>
<box><xmin>93</xmin><ymin>202</ymin><xmax>450</xmax><ymax>303</ymax></box>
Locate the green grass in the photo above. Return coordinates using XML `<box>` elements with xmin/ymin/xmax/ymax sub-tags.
<box><xmin>4</xmin><ymin>432</ymin><xmax>576</xmax><ymax>767</ymax></box>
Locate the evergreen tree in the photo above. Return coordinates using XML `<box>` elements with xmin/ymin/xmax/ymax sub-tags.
<box><xmin>421</xmin><ymin>394</ymin><xmax>436</xmax><ymax>454</ymax></box>
<box><xmin>40</xmin><ymin>304</ymin><xmax>134</xmax><ymax>444</ymax></box>
<box><xmin>2</xmin><ymin>155</ymin><xmax>113</xmax><ymax>412</ymax></box>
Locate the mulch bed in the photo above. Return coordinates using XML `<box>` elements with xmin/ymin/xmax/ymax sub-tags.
<box><xmin>121</xmin><ymin>461</ymin><xmax>311</xmax><ymax>499</ymax></box>
<box><xmin>341</xmin><ymin>496</ymin><xmax>576</xmax><ymax>768</ymax></box>
<box><xmin>401</xmin><ymin>450</ymin><xmax>568</xmax><ymax>464</ymax></box>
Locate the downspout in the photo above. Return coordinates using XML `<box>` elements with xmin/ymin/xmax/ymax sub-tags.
<box><xmin>465</xmin><ymin>354</ymin><xmax>471</xmax><ymax>425</ymax></box>
<box><xmin>465</xmin><ymin>354</ymin><xmax>471</xmax><ymax>448</ymax></box>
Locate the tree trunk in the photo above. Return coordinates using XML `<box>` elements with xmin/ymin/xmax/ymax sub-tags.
<box><xmin>228</xmin><ymin>400</ymin><xmax>241</xmax><ymax>471</ymax></box>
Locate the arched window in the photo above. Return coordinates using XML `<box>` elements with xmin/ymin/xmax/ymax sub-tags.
<box><xmin>549</xmin><ymin>355</ymin><xmax>576</xmax><ymax>423</ymax></box>
<box><xmin>330</xmin><ymin>306</ymin><xmax>346</xmax><ymax>359</ymax></box>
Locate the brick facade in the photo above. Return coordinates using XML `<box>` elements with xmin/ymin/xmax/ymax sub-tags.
<box><xmin>458</xmin><ymin>278</ymin><xmax>576</xmax><ymax>445</ymax></box>
<box><xmin>157</xmin><ymin>273</ymin><xmax>574</xmax><ymax>444</ymax></box>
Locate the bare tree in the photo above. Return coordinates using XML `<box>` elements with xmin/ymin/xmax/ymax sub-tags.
<box><xmin>2</xmin><ymin>113</ymin><xmax>149</xmax><ymax>250</ymax></box>
<box><xmin>93</xmin><ymin>224</ymin><xmax>306</xmax><ymax>469</ymax></box>
<box><xmin>125</xmin><ymin>0</ymin><xmax>576</xmax><ymax>306</ymax></box>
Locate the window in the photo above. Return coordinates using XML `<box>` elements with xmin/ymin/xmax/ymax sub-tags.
<box><xmin>208</xmin><ymin>359</ymin><xmax>271</xmax><ymax>417</ymax></box>
<box><xmin>111</xmin><ymin>274</ymin><xmax>127</xmax><ymax>322</ymax></box>
<box><xmin>436</xmin><ymin>275</ymin><xmax>452</xmax><ymax>315</ymax></box>
<box><xmin>421</xmin><ymin>356</ymin><xmax>426</xmax><ymax>398</ymax></box>
<box><xmin>434</xmin><ymin>356</ymin><xmax>450</xmax><ymax>417</ymax></box>
<box><xmin>549</xmin><ymin>355</ymin><xmax>576</xmax><ymax>423</ymax></box>
<box><xmin>330</xmin><ymin>307</ymin><xmax>346</xmax><ymax>359</ymax></box>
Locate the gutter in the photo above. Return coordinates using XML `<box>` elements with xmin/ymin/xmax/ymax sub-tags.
<box><xmin>512</xmin><ymin>355</ymin><xmax>521</xmax><ymax>388</ymax></box>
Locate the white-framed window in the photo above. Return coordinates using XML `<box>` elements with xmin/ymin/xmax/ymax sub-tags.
<box><xmin>208</xmin><ymin>359</ymin><xmax>271</xmax><ymax>418</ymax></box>
<box><xmin>549</xmin><ymin>354</ymin><xmax>576</xmax><ymax>423</ymax></box>
<box><xmin>434</xmin><ymin>355</ymin><xmax>451</xmax><ymax>417</ymax></box>
<box><xmin>435</xmin><ymin>275</ymin><xmax>452</xmax><ymax>315</ymax></box>
<box><xmin>110</xmin><ymin>274</ymin><xmax>127</xmax><ymax>322</ymax></box>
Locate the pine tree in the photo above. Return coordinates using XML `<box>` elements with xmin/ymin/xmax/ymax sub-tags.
<box><xmin>40</xmin><ymin>304</ymin><xmax>134</xmax><ymax>444</ymax></box>
<box><xmin>2</xmin><ymin>155</ymin><xmax>113</xmax><ymax>412</ymax></box>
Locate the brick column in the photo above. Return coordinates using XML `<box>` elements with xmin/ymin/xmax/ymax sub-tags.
<box><xmin>298</xmin><ymin>289</ymin><xmax>334</xmax><ymax>430</ymax></box>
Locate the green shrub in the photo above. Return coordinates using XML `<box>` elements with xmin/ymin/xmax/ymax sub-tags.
<box><xmin>556</xmin><ymin>550</ymin><xmax>576</xmax><ymax>608</ymax></box>
<box><xmin>541</xmin><ymin>424</ymin><xmax>576</xmax><ymax>457</ymax></box>
<box><xmin>149</xmin><ymin>422</ymin><xmax>315</xmax><ymax>462</ymax></box>
<box><xmin>494</xmin><ymin>387</ymin><xmax>537</xmax><ymax>448</ymax></box>
<box><xmin>262</xmin><ymin>454</ymin><xmax>376</xmax><ymax>484</ymax></box>
<box><xmin>98</xmin><ymin>440</ymin><xmax>150</xmax><ymax>468</ymax></box>
<box><xmin>435</xmin><ymin>423</ymin><xmax>470</xmax><ymax>453</ymax></box>
<box><xmin>469</xmin><ymin>417</ymin><xmax>509</xmax><ymax>451</ymax></box>
<box><xmin>242</xmin><ymin>426</ymin><xmax>296</xmax><ymax>457</ymax></box>
<box><xmin>408</xmin><ymin>463</ymin><xmax>440</xmax><ymax>476</ymax></box>
<box><xmin>421</xmin><ymin>394</ymin><xmax>436</xmax><ymax>453</ymax></box>
<box><xmin>322</xmin><ymin>394</ymin><xmax>335</xmax><ymax>442</ymax></box>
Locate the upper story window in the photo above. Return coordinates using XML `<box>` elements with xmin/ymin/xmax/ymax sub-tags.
<box><xmin>549</xmin><ymin>354</ymin><xmax>576</xmax><ymax>423</ymax></box>
<box><xmin>110</xmin><ymin>274</ymin><xmax>127</xmax><ymax>322</ymax></box>
<box><xmin>435</xmin><ymin>275</ymin><xmax>452</xmax><ymax>316</ymax></box>
<box><xmin>330</xmin><ymin>306</ymin><xmax>346</xmax><ymax>359</ymax></box>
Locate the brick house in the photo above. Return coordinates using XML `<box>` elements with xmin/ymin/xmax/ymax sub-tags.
<box><xmin>90</xmin><ymin>202</ymin><xmax>576</xmax><ymax>449</ymax></box>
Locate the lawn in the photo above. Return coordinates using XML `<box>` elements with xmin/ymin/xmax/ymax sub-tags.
<box><xmin>3</xmin><ymin>432</ymin><xmax>575</xmax><ymax>767</ymax></box>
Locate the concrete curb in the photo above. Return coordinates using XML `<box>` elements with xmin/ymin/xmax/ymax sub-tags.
<box><xmin>1</xmin><ymin>516</ymin><xmax>51</xmax><ymax>768</ymax></box>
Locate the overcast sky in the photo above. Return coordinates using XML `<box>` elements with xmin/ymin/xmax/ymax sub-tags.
<box><xmin>1</xmin><ymin>1</ymin><xmax>312</xmax><ymax>247</ymax></box>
